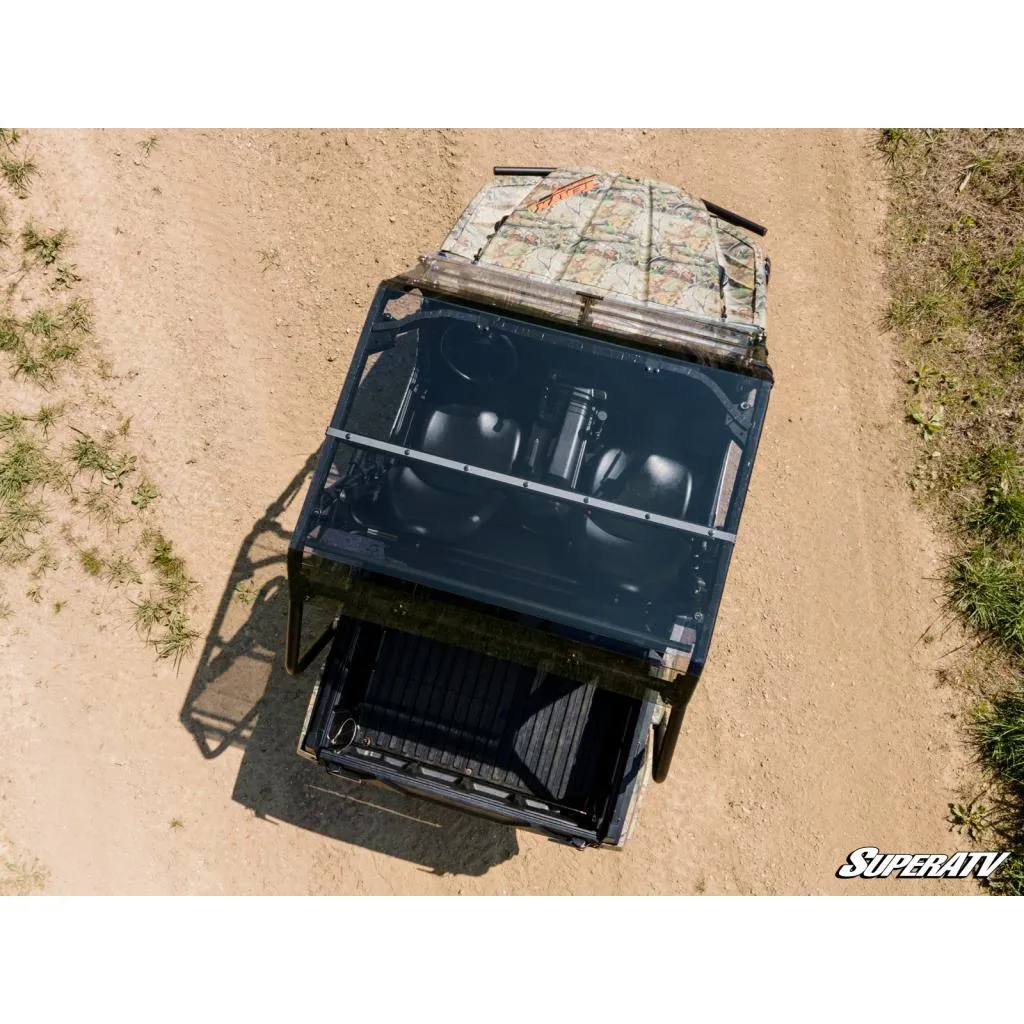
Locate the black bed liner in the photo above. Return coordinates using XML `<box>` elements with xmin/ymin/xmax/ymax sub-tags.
<box><xmin>301</xmin><ymin>617</ymin><xmax>650</xmax><ymax>839</ymax></box>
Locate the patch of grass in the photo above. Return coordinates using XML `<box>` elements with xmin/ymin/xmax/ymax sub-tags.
<box><xmin>79</xmin><ymin>547</ymin><xmax>103</xmax><ymax>577</ymax></box>
<box><xmin>967</xmin><ymin>487</ymin><xmax>1024</xmax><ymax>545</ymax></box>
<box><xmin>82</xmin><ymin>486</ymin><xmax>125</xmax><ymax>528</ymax></box>
<box><xmin>0</xmin><ymin>129</ymin><xmax>21</xmax><ymax>148</ymax></box>
<box><xmin>0</xmin><ymin>524</ymin><xmax>31</xmax><ymax>567</ymax></box>
<box><xmin>0</xmin><ymin>495</ymin><xmax>47</xmax><ymax>567</ymax></box>
<box><xmin>947</xmin><ymin>545</ymin><xmax>1024</xmax><ymax>653</ymax></box>
<box><xmin>132</xmin><ymin>530</ymin><xmax>200</xmax><ymax>667</ymax></box>
<box><xmin>169</xmin><ymin>817</ymin><xmax>184</xmax><ymax>830</ymax></box>
<box><xmin>152</xmin><ymin>608</ymin><xmax>201</xmax><ymax>667</ymax></box>
<box><xmin>24</xmin><ymin>310</ymin><xmax>59</xmax><ymax>339</ymax></box>
<box><xmin>970</xmin><ymin>692</ymin><xmax>1024</xmax><ymax>895</ymax></box>
<box><xmin>132</xmin><ymin>595</ymin><xmax>166</xmax><ymax>636</ymax></box>
<box><xmin>883</xmin><ymin>130</ymin><xmax>1024</xmax><ymax>891</ymax></box>
<box><xmin>975</xmin><ymin>691</ymin><xmax>1024</xmax><ymax>789</ymax></box>
<box><xmin>131</xmin><ymin>592</ymin><xmax>199</xmax><ymax>667</ymax></box>
<box><xmin>21</xmin><ymin>224</ymin><xmax>67</xmax><ymax>265</ymax></box>
<box><xmin>0</xmin><ymin>156</ymin><xmax>37</xmax><ymax>196</ymax></box>
<box><xmin>985</xmin><ymin>854</ymin><xmax>1024</xmax><ymax>896</ymax></box>
<box><xmin>0</xmin><ymin>142</ymin><xmax>199</xmax><ymax>674</ymax></box>
<box><xmin>887</xmin><ymin>288</ymin><xmax>963</xmax><ymax>338</ymax></box>
<box><xmin>69</xmin><ymin>432</ymin><xmax>137</xmax><ymax>487</ymax></box>
<box><xmin>0</xmin><ymin>596</ymin><xmax>11</xmax><ymax>620</ymax></box>
<box><xmin>0</xmin><ymin>411</ymin><xmax>24</xmax><ymax>435</ymax></box>
<box><xmin>2</xmin><ymin>311</ymin><xmax>81</xmax><ymax>385</ymax></box>
<box><xmin>33</xmin><ymin>403</ymin><xmax>63</xmax><ymax>436</ymax></box>
<box><xmin>0</xmin><ymin>317</ymin><xmax>22</xmax><ymax>353</ymax></box>
<box><xmin>60</xmin><ymin>299</ymin><xmax>92</xmax><ymax>333</ymax></box>
<box><xmin>2</xmin><ymin>497</ymin><xmax>47</xmax><ymax>537</ymax></box>
<box><xmin>70</xmin><ymin>434</ymin><xmax>109</xmax><ymax>474</ymax></box>
<box><xmin>235</xmin><ymin>580</ymin><xmax>256</xmax><ymax>604</ymax></box>
<box><xmin>31</xmin><ymin>542</ymin><xmax>59</xmax><ymax>578</ymax></box>
<box><xmin>41</xmin><ymin>335</ymin><xmax>80</xmax><ymax>365</ymax></box>
<box><xmin>103</xmin><ymin>553</ymin><xmax>141</xmax><ymax>587</ymax></box>
<box><xmin>13</xmin><ymin>351</ymin><xmax>50</xmax><ymax>386</ymax></box>
<box><xmin>0</xmin><ymin>437</ymin><xmax>64</xmax><ymax>501</ymax></box>
<box><xmin>159</xmin><ymin>571</ymin><xmax>198</xmax><ymax>604</ymax></box>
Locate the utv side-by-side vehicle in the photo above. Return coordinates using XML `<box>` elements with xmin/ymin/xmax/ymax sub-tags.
<box><xmin>286</xmin><ymin>167</ymin><xmax>773</xmax><ymax>848</ymax></box>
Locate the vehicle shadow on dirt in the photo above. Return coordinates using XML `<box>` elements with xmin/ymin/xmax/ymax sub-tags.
<box><xmin>178</xmin><ymin>445</ymin><xmax>520</xmax><ymax>878</ymax></box>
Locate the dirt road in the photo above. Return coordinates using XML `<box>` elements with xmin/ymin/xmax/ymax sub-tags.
<box><xmin>0</xmin><ymin>129</ymin><xmax>972</xmax><ymax>894</ymax></box>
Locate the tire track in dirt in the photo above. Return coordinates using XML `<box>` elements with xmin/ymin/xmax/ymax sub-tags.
<box><xmin>0</xmin><ymin>129</ymin><xmax>972</xmax><ymax>894</ymax></box>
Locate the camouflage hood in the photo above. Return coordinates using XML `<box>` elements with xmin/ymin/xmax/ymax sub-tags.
<box><xmin>439</xmin><ymin>168</ymin><xmax>768</xmax><ymax>331</ymax></box>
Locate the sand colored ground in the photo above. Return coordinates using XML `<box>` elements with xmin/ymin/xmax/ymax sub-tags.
<box><xmin>0</xmin><ymin>130</ymin><xmax>972</xmax><ymax>894</ymax></box>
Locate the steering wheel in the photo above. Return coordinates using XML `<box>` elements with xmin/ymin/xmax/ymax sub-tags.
<box><xmin>439</xmin><ymin>325</ymin><xmax>518</xmax><ymax>386</ymax></box>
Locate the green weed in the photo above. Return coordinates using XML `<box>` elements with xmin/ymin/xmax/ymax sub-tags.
<box><xmin>907</xmin><ymin>401</ymin><xmax>946</xmax><ymax>439</ymax></box>
<box><xmin>146</xmin><ymin>529</ymin><xmax>185</xmax><ymax>578</ymax></box>
<box><xmin>947</xmin><ymin>800</ymin><xmax>991</xmax><ymax>841</ymax></box>
<box><xmin>131</xmin><ymin>479</ymin><xmax>158</xmax><ymax>510</ymax></box>
<box><xmin>21</xmin><ymin>224</ymin><xmax>67</xmax><ymax>265</ymax></box>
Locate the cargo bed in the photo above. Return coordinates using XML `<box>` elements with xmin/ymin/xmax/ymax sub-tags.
<box><xmin>300</xmin><ymin>616</ymin><xmax>656</xmax><ymax>846</ymax></box>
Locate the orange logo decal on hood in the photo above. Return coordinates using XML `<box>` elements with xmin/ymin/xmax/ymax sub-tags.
<box><xmin>526</xmin><ymin>174</ymin><xmax>600</xmax><ymax>213</ymax></box>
